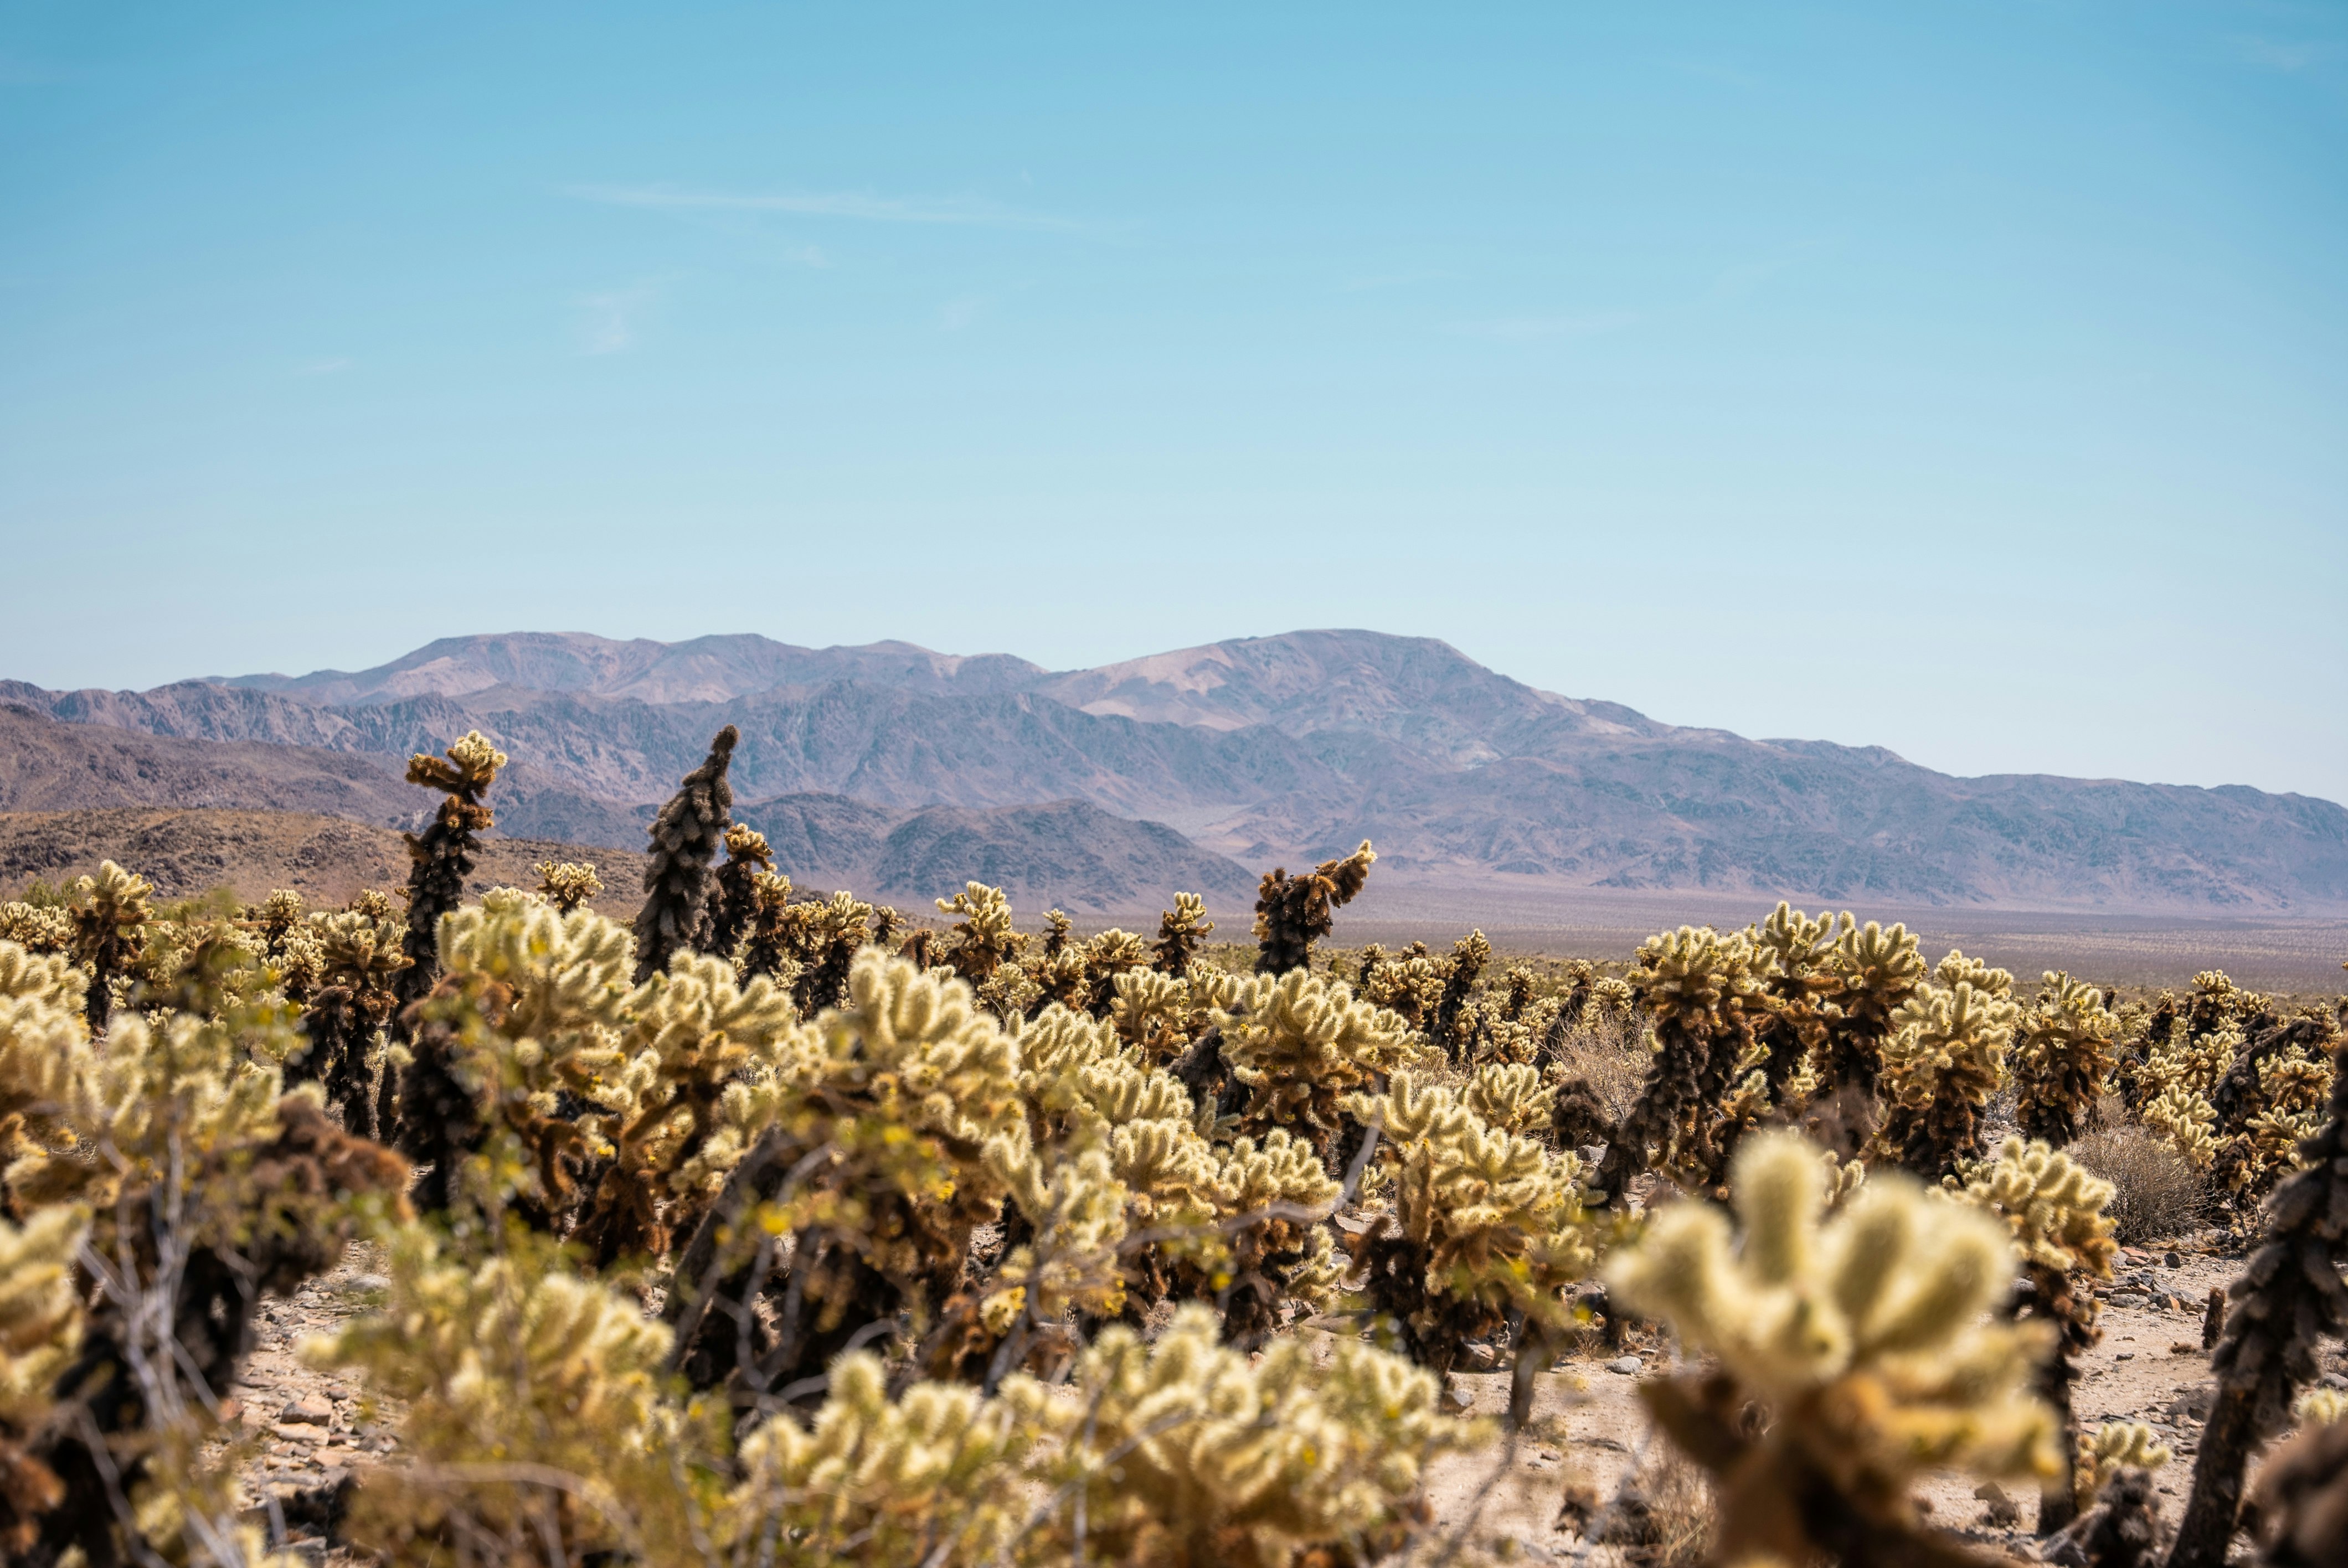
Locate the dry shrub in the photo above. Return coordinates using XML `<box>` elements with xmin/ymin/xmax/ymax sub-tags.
<box><xmin>1558</xmin><ymin>1448</ymin><xmax>1712</xmax><ymax>1568</ymax></box>
<box><xmin>2071</xmin><ymin>1125</ymin><xmax>2207</xmax><ymax>1244</ymax></box>
<box><xmin>1551</xmin><ymin>1011</ymin><xmax>1647</xmax><ymax>1127</ymax></box>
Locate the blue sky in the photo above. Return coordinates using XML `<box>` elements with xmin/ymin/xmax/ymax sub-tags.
<box><xmin>2</xmin><ymin>2</ymin><xmax>2343</xmax><ymax>803</ymax></box>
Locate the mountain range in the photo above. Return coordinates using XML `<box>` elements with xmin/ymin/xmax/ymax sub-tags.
<box><xmin>6</xmin><ymin>628</ymin><xmax>2345</xmax><ymax>916</ymax></box>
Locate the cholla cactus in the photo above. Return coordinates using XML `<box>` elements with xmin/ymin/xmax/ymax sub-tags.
<box><xmin>719</xmin><ymin>1348</ymin><xmax>1031</xmax><ymax>1565</ymax></box>
<box><xmin>394</xmin><ymin>888</ymin><xmax>635</xmax><ymax>1214</ymax></box>
<box><xmin>392</xmin><ymin>731</ymin><xmax>505</xmax><ymax>1024</ymax></box>
<box><xmin>2210</xmin><ymin>1019</ymin><xmax>2336</xmax><ymax>1204</ymax></box>
<box><xmin>2141</xmin><ymin>1079</ymin><xmax>2221</xmax><ymax>1169</ymax></box>
<box><xmin>1810</xmin><ymin>917</ymin><xmax>1928</xmax><ymax>1154</ymax></box>
<box><xmin>1252</xmin><ymin>840</ymin><xmax>1374</xmax><ymax>974</ymax></box>
<box><xmin>668</xmin><ymin>952</ymin><xmax>1027</xmax><ymax>1399</ymax></box>
<box><xmin>534</xmin><ymin>858</ymin><xmax>603</xmax><ymax>914</ymax></box>
<box><xmin>573</xmin><ymin>949</ymin><xmax>796</xmax><ymax>1265</ymax></box>
<box><xmin>0</xmin><ymin>902</ymin><xmax>70</xmax><ymax>956</ymax></box>
<box><xmin>1109</xmin><ymin>965</ymin><xmax>1240</xmax><ymax>1064</ymax></box>
<box><xmin>1343</xmin><ymin>1070</ymin><xmax>1594</xmax><ymax>1374</ymax></box>
<box><xmin>2249</xmin><ymin>1414</ymin><xmax>2348</xmax><ymax>1568</ymax></box>
<box><xmin>1606</xmin><ymin>1130</ymin><xmax>2058</xmax><ymax>1566</ymax></box>
<box><xmin>1358</xmin><ymin>946</ymin><xmax>1446</xmax><ymax>1032</ymax></box>
<box><xmin>2074</xmin><ymin>1422</ymin><xmax>2170</xmax><ymax>1509</ymax></box>
<box><xmin>1152</xmin><ymin>891</ymin><xmax>1214</xmax><ymax>976</ymax></box>
<box><xmin>1007</xmin><ymin>1302</ymin><xmax>1471</xmax><ymax>1568</ymax></box>
<box><xmin>301</xmin><ymin>906</ymin><xmax>411</xmax><ymax>1135</ymax></box>
<box><xmin>634</xmin><ymin>725</ymin><xmax>738</xmax><ymax>983</ymax></box>
<box><xmin>936</xmin><ymin>881</ymin><xmax>1020</xmax><ymax>991</ymax></box>
<box><xmin>1750</xmin><ymin>903</ymin><xmax>1844</xmax><ymax>1097</ymax></box>
<box><xmin>315</xmin><ymin>1222</ymin><xmax>723</xmax><ymax>1565</ymax></box>
<box><xmin>2014</xmin><ymin>971</ymin><xmax>2121</xmax><ymax>1145</ymax></box>
<box><xmin>1433</xmin><ymin>928</ymin><xmax>1491</xmax><ymax>1054</ymax></box>
<box><xmin>1876</xmin><ymin>952</ymin><xmax>2019</xmax><ymax>1180</ymax></box>
<box><xmin>1950</xmin><ymin>1136</ymin><xmax>2118</xmax><ymax>1532</ymax></box>
<box><xmin>1597</xmin><ymin>924</ymin><xmax>1772</xmax><ymax>1204</ymax></box>
<box><xmin>1464</xmin><ymin>1060</ymin><xmax>1556</xmax><ymax>1135</ymax></box>
<box><xmin>0</xmin><ymin>1205</ymin><xmax>83</xmax><ymax>1551</ymax></box>
<box><xmin>1213</xmin><ymin>966</ymin><xmax>1418</xmax><ymax>1159</ymax></box>
<box><xmin>704</xmin><ymin>823</ymin><xmax>770</xmax><ymax>958</ymax></box>
<box><xmin>2169</xmin><ymin>1038</ymin><xmax>2348</xmax><ymax>1568</ymax></box>
<box><xmin>69</xmin><ymin>859</ymin><xmax>152</xmax><ymax>1032</ymax></box>
<box><xmin>739</xmin><ymin>869</ymin><xmax>800</xmax><ymax>984</ymax></box>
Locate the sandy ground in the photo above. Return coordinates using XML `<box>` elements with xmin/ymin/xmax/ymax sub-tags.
<box><xmin>226</xmin><ymin>1229</ymin><xmax>2348</xmax><ymax>1565</ymax></box>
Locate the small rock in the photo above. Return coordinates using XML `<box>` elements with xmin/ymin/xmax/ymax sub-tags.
<box><xmin>1443</xmin><ymin>1384</ymin><xmax>1476</xmax><ymax>1412</ymax></box>
<box><xmin>280</xmin><ymin>1394</ymin><xmax>333</xmax><ymax>1425</ymax></box>
<box><xmin>1974</xmin><ymin>1481</ymin><xmax>2021</xmax><ymax>1528</ymax></box>
<box><xmin>2164</xmin><ymin>1251</ymin><xmax>2182</xmax><ymax>1268</ymax></box>
<box><xmin>346</xmin><ymin>1273</ymin><xmax>392</xmax><ymax>1293</ymax></box>
<box><xmin>1606</xmin><ymin>1356</ymin><xmax>1643</xmax><ymax>1376</ymax></box>
<box><xmin>2323</xmin><ymin>1373</ymin><xmax>2348</xmax><ymax>1391</ymax></box>
<box><xmin>2111</xmin><ymin>1292</ymin><xmax>2148</xmax><ymax>1309</ymax></box>
<box><xmin>2116</xmin><ymin>1352</ymin><xmax>2134</xmax><ymax>1361</ymax></box>
<box><xmin>1462</xmin><ymin>1341</ymin><xmax>1499</xmax><ymax>1371</ymax></box>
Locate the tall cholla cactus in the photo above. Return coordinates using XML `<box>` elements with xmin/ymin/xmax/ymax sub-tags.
<box><xmin>302</xmin><ymin>907</ymin><xmax>411</xmax><ymax>1136</ymax></box>
<box><xmin>1813</xmin><ymin>917</ymin><xmax>1928</xmax><ymax>1154</ymax></box>
<box><xmin>935</xmin><ymin>880</ymin><xmax>1020</xmax><ymax>988</ymax></box>
<box><xmin>1950</xmin><ymin>1137</ymin><xmax>2118</xmax><ymax>1533</ymax></box>
<box><xmin>1751</xmin><ymin>902</ymin><xmax>1845</xmax><ymax>1097</ymax></box>
<box><xmin>1597</xmin><ymin>923</ymin><xmax>1770</xmax><ymax>1205</ymax></box>
<box><xmin>68</xmin><ymin>859</ymin><xmax>152</xmax><ymax>1032</ymax></box>
<box><xmin>1152</xmin><ymin>890</ymin><xmax>1214</xmax><ymax>976</ymax></box>
<box><xmin>1342</xmin><ymin>1070</ymin><xmax>1593</xmax><ymax>1376</ymax></box>
<box><xmin>2168</xmin><ymin>1036</ymin><xmax>2348</xmax><ymax>1568</ymax></box>
<box><xmin>706</xmin><ymin>822</ymin><xmax>771</xmax><ymax>958</ymax></box>
<box><xmin>634</xmin><ymin>725</ymin><xmax>738</xmax><ymax>983</ymax></box>
<box><xmin>393</xmin><ymin>730</ymin><xmax>505</xmax><ymax>1025</ymax></box>
<box><xmin>2014</xmin><ymin>971</ymin><xmax>2122</xmax><ymax>1144</ymax></box>
<box><xmin>1252</xmin><ymin>839</ymin><xmax>1374</xmax><ymax>974</ymax></box>
<box><xmin>1432</xmin><ymin>927</ymin><xmax>1491</xmax><ymax>1055</ymax></box>
<box><xmin>1608</xmin><ymin>1130</ymin><xmax>2058</xmax><ymax>1568</ymax></box>
<box><xmin>1877</xmin><ymin>951</ymin><xmax>2020</xmax><ymax>1180</ymax></box>
<box><xmin>532</xmin><ymin>859</ymin><xmax>602</xmax><ymax>914</ymax></box>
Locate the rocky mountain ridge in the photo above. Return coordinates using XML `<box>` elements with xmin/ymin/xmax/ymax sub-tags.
<box><xmin>9</xmin><ymin>629</ymin><xmax>2345</xmax><ymax>915</ymax></box>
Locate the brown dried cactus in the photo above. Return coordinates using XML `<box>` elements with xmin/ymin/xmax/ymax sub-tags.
<box><xmin>633</xmin><ymin>725</ymin><xmax>738</xmax><ymax>983</ymax></box>
<box><xmin>1251</xmin><ymin>840</ymin><xmax>1374</xmax><ymax>974</ymax></box>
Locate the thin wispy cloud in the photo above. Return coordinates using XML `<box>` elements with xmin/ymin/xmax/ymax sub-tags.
<box><xmin>2229</xmin><ymin>34</ymin><xmax>2335</xmax><ymax>72</ymax></box>
<box><xmin>570</xmin><ymin>183</ymin><xmax>1085</xmax><ymax>233</ymax></box>
<box><xmin>1456</xmin><ymin>310</ymin><xmax>1641</xmax><ymax>343</ymax></box>
<box><xmin>576</xmin><ymin>283</ymin><xmax>660</xmax><ymax>354</ymax></box>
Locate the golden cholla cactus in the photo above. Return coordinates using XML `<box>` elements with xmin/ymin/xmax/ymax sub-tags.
<box><xmin>1109</xmin><ymin>964</ymin><xmax>1240</xmax><ymax>1063</ymax></box>
<box><xmin>314</xmin><ymin>1223</ymin><xmax>721</xmax><ymax>1566</ymax></box>
<box><xmin>2216</xmin><ymin>1044</ymin><xmax>2335</xmax><ymax>1201</ymax></box>
<box><xmin>1949</xmin><ymin>1136</ymin><xmax>2118</xmax><ymax>1531</ymax></box>
<box><xmin>533</xmin><ymin>859</ymin><xmax>603</xmax><ymax>914</ymax></box>
<box><xmin>2014</xmin><ymin>972</ymin><xmax>2121</xmax><ymax>1145</ymax></box>
<box><xmin>1463</xmin><ymin>1060</ymin><xmax>1556</xmax><ymax>1134</ymax></box>
<box><xmin>1214</xmin><ymin>966</ymin><xmax>1418</xmax><ymax>1157</ymax></box>
<box><xmin>1251</xmin><ymin>840</ymin><xmax>1374</xmax><ymax>975</ymax></box>
<box><xmin>394</xmin><ymin>889</ymin><xmax>635</xmax><ymax>1215</ymax></box>
<box><xmin>1877</xmin><ymin>954</ymin><xmax>2020</xmax><ymax>1179</ymax></box>
<box><xmin>69</xmin><ymin>859</ymin><xmax>152</xmax><ymax>1033</ymax></box>
<box><xmin>2142</xmin><ymin>1079</ymin><xmax>2221</xmax><ymax>1169</ymax></box>
<box><xmin>1005</xmin><ymin>1302</ymin><xmax>1472</xmax><ymax>1568</ymax></box>
<box><xmin>1358</xmin><ymin>949</ymin><xmax>1446</xmax><ymax>1031</ymax></box>
<box><xmin>705</xmin><ymin>824</ymin><xmax>770</xmax><ymax>957</ymax></box>
<box><xmin>719</xmin><ymin>1349</ymin><xmax>1029</xmax><ymax>1565</ymax></box>
<box><xmin>1152</xmin><ymin>890</ymin><xmax>1214</xmax><ymax>977</ymax></box>
<box><xmin>0</xmin><ymin>1204</ymin><xmax>84</xmax><ymax>1550</ymax></box>
<box><xmin>1343</xmin><ymin>1070</ymin><xmax>1593</xmax><ymax>1373</ymax></box>
<box><xmin>1607</xmin><ymin>1131</ymin><xmax>2058</xmax><ymax>1566</ymax></box>
<box><xmin>1816</xmin><ymin>917</ymin><xmax>1928</xmax><ymax>1118</ymax></box>
<box><xmin>1748</xmin><ymin>904</ymin><xmax>1845</xmax><ymax>1106</ymax></box>
<box><xmin>302</xmin><ymin>907</ymin><xmax>413</xmax><ymax>1132</ymax></box>
<box><xmin>394</xmin><ymin>730</ymin><xmax>506</xmax><ymax>1029</ymax></box>
<box><xmin>572</xmin><ymin>950</ymin><xmax>796</xmax><ymax>1263</ymax></box>
<box><xmin>978</xmin><ymin>1134</ymin><xmax>1132</xmax><ymax>1358</ymax></box>
<box><xmin>0</xmin><ymin>956</ymin><xmax>97</xmax><ymax>1195</ymax></box>
<box><xmin>936</xmin><ymin>881</ymin><xmax>1019</xmax><ymax>989</ymax></box>
<box><xmin>1433</xmin><ymin>928</ymin><xmax>1492</xmax><ymax>1053</ymax></box>
<box><xmin>1202</xmin><ymin>1128</ymin><xmax>1345</xmax><ymax>1343</ymax></box>
<box><xmin>674</xmin><ymin>951</ymin><xmax>1028</xmax><ymax>1397</ymax></box>
<box><xmin>2296</xmin><ymin>1387</ymin><xmax>2348</xmax><ymax>1426</ymax></box>
<box><xmin>2076</xmin><ymin>1422</ymin><xmax>2171</xmax><ymax>1508</ymax></box>
<box><xmin>0</xmin><ymin>904</ymin><xmax>71</xmax><ymax>957</ymax></box>
<box><xmin>1079</xmin><ymin>927</ymin><xmax>1151</xmax><ymax>1015</ymax></box>
<box><xmin>1599</xmin><ymin>924</ymin><xmax>1774</xmax><ymax>1203</ymax></box>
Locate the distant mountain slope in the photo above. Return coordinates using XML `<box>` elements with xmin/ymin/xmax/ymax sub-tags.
<box><xmin>735</xmin><ymin>794</ymin><xmax>1258</xmax><ymax>913</ymax></box>
<box><xmin>9</xmin><ymin>629</ymin><xmax>2345</xmax><ymax>915</ymax></box>
<box><xmin>0</xmin><ymin>702</ymin><xmax>418</xmax><ymax>823</ymax></box>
